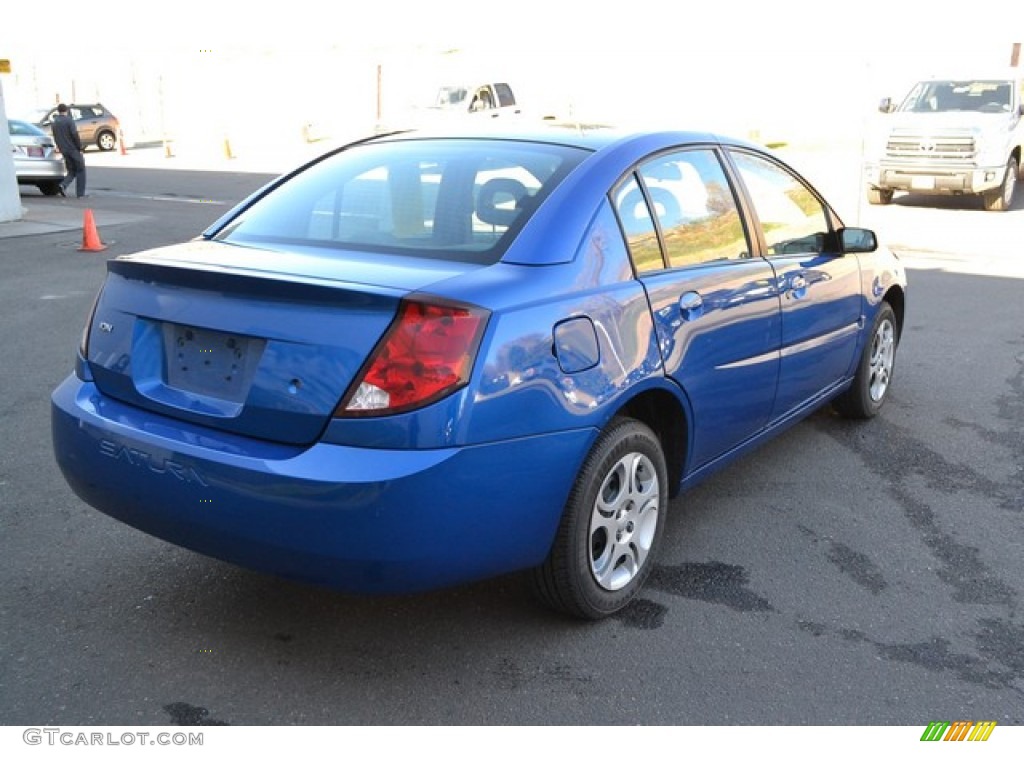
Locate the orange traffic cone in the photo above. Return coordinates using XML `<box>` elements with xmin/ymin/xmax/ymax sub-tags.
<box><xmin>119</xmin><ymin>130</ymin><xmax>127</xmax><ymax>155</ymax></box>
<box><xmin>79</xmin><ymin>209</ymin><xmax>107</xmax><ymax>252</ymax></box>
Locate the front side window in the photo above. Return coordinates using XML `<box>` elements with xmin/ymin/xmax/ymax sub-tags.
<box><xmin>729</xmin><ymin>151</ymin><xmax>829</xmax><ymax>257</ymax></box>
<box><xmin>216</xmin><ymin>138</ymin><xmax>588</xmax><ymax>264</ymax></box>
<box><xmin>470</xmin><ymin>88</ymin><xmax>495</xmax><ymax>112</ymax></box>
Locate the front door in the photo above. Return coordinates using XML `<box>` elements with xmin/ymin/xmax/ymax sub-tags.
<box><xmin>727</xmin><ymin>150</ymin><xmax>862</xmax><ymax>422</ymax></box>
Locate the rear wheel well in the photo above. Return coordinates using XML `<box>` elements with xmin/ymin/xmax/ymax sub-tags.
<box><xmin>615</xmin><ymin>389</ymin><xmax>687</xmax><ymax>497</ymax></box>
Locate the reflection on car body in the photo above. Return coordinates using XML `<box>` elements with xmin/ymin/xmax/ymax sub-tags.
<box><xmin>51</xmin><ymin>126</ymin><xmax>907</xmax><ymax>619</ymax></box>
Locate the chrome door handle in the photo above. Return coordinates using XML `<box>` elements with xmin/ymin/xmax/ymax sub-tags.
<box><xmin>679</xmin><ymin>291</ymin><xmax>704</xmax><ymax>321</ymax></box>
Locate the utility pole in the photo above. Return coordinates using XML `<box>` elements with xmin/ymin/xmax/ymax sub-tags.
<box><xmin>376</xmin><ymin>63</ymin><xmax>383</xmax><ymax>132</ymax></box>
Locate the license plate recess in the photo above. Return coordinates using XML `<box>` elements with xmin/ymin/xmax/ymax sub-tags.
<box><xmin>163</xmin><ymin>323</ymin><xmax>264</xmax><ymax>403</ymax></box>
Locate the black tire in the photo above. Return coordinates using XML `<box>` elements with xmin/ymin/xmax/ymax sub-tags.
<box><xmin>867</xmin><ymin>187</ymin><xmax>893</xmax><ymax>205</ymax></box>
<box><xmin>38</xmin><ymin>181</ymin><xmax>61</xmax><ymax>196</ymax></box>
<box><xmin>96</xmin><ymin>130</ymin><xmax>117</xmax><ymax>151</ymax></box>
<box><xmin>834</xmin><ymin>302</ymin><xmax>898</xmax><ymax>419</ymax></box>
<box><xmin>982</xmin><ymin>157</ymin><xmax>1017</xmax><ymax>212</ymax></box>
<box><xmin>532</xmin><ymin>418</ymin><xmax>667</xmax><ymax>619</ymax></box>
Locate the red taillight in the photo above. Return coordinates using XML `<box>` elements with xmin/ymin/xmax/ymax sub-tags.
<box><xmin>339</xmin><ymin>299</ymin><xmax>488</xmax><ymax>416</ymax></box>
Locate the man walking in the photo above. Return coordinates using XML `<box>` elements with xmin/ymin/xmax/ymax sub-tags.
<box><xmin>52</xmin><ymin>104</ymin><xmax>86</xmax><ymax>198</ymax></box>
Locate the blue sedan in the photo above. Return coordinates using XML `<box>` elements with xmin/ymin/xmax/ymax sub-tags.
<box><xmin>51</xmin><ymin>127</ymin><xmax>907</xmax><ymax>618</ymax></box>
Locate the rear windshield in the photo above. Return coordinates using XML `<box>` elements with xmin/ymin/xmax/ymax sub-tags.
<box><xmin>215</xmin><ymin>138</ymin><xmax>590</xmax><ymax>264</ymax></box>
<box><xmin>8</xmin><ymin>120</ymin><xmax>46</xmax><ymax>136</ymax></box>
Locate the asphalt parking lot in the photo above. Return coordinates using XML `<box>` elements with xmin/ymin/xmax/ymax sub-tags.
<box><xmin>1</xmin><ymin>142</ymin><xmax>1022</xmax><ymax>728</ymax></box>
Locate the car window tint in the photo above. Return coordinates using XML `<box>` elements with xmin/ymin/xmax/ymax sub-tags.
<box><xmin>730</xmin><ymin>151</ymin><xmax>829</xmax><ymax>256</ymax></box>
<box><xmin>217</xmin><ymin>139</ymin><xmax>588</xmax><ymax>264</ymax></box>
<box><xmin>638</xmin><ymin>149</ymin><xmax>750</xmax><ymax>268</ymax></box>
<box><xmin>613</xmin><ymin>175</ymin><xmax>664</xmax><ymax>274</ymax></box>
<box><xmin>8</xmin><ymin>120</ymin><xmax>42</xmax><ymax>136</ymax></box>
<box><xmin>494</xmin><ymin>83</ymin><xmax>516</xmax><ymax>107</ymax></box>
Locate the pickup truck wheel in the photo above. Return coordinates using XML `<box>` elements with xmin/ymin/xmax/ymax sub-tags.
<box><xmin>867</xmin><ymin>187</ymin><xmax>893</xmax><ymax>205</ymax></box>
<box><xmin>982</xmin><ymin>158</ymin><xmax>1017</xmax><ymax>212</ymax></box>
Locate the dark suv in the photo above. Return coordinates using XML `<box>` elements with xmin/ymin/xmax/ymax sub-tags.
<box><xmin>29</xmin><ymin>103</ymin><xmax>121</xmax><ymax>151</ymax></box>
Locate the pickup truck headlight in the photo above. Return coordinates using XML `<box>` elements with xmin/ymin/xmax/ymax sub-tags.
<box><xmin>971</xmin><ymin>125</ymin><xmax>1009</xmax><ymax>167</ymax></box>
<box><xmin>971</xmin><ymin>128</ymin><xmax>988</xmax><ymax>161</ymax></box>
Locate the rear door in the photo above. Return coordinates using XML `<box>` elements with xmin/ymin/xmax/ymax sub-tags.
<box><xmin>726</xmin><ymin>149</ymin><xmax>862</xmax><ymax>422</ymax></box>
<box><xmin>70</xmin><ymin>105</ymin><xmax>99</xmax><ymax>145</ymax></box>
<box><xmin>615</xmin><ymin>147</ymin><xmax>781</xmax><ymax>470</ymax></box>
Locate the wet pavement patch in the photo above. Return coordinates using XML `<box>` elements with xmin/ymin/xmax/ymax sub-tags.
<box><xmin>647</xmin><ymin>561</ymin><xmax>774</xmax><ymax>612</ymax></box>
<box><xmin>828</xmin><ymin>418</ymin><xmax>1015</xmax><ymax>606</ymax></box>
<box><xmin>617</xmin><ymin>597</ymin><xmax>668</xmax><ymax>629</ymax></box>
<box><xmin>163</xmin><ymin>702</ymin><xmax>229</xmax><ymax>726</ymax></box>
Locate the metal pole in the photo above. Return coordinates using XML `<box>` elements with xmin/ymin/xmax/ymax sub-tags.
<box><xmin>0</xmin><ymin>77</ymin><xmax>24</xmax><ymax>222</ymax></box>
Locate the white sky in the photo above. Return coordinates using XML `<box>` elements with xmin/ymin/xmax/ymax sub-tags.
<box><xmin>2</xmin><ymin>0</ymin><xmax>1022</xmax><ymax>145</ymax></box>
<box><xmin>6</xmin><ymin>0</ymin><xmax>1022</xmax><ymax>55</ymax></box>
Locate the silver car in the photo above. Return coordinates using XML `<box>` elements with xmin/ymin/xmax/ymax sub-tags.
<box><xmin>8</xmin><ymin>120</ymin><xmax>64</xmax><ymax>196</ymax></box>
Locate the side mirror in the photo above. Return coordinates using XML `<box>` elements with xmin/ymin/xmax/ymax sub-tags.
<box><xmin>878</xmin><ymin>97</ymin><xmax>894</xmax><ymax>114</ymax></box>
<box><xmin>840</xmin><ymin>227</ymin><xmax>878</xmax><ymax>254</ymax></box>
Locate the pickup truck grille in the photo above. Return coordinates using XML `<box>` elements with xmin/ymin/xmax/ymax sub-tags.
<box><xmin>885</xmin><ymin>132</ymin><xmax>975</xmax><ymax>162</ymax></box>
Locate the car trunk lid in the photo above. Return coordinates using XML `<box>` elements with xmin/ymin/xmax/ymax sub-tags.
<box><xmin>84</xmin><ymin>240</ymin><xmax>480</xmax><ymax>444</ymax></box>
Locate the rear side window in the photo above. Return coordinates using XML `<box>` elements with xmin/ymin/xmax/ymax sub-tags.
<box><xmin>613</xmin><ymin>147</ymin><xmax>750</xmax><ymax>273</ymax></box>
<box><xmin>638</xmin><ymin>149</ymin><xmax>749</xmax><ymax>268</ymax></box>
<box><xmin>614</xmin><ymin>175</ymin><xmax>663</xmax><ymax>273</ymax></box>
<box><xmin>216</xmin><ymin>138</ymin><xmax>587</xmax><ymax>264</ymax></box>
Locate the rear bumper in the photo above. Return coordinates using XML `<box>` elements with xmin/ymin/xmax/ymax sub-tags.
<box><xmin>51</xmin><ymin>375</ymin><xmax>592</xmax><ymax>593</ymax></box>
<box><xmin>14</xmin><ymin>159</ymin><xmax>64</xmax><ymax>182</ymax></box>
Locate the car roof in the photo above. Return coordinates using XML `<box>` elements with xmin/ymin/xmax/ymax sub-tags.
<box><xmin>363</xmin><ymin>123</ymin><xmax>755</xmax><ymax>154</ymax></box>
<box><xmin>916</xmin><ymin>73</ymin><xmax>1022</xmax><ymax>84</ymax></box>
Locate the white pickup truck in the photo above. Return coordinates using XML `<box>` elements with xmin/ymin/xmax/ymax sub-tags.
<box><xmin>429</xmin><ymin>83</ymin><xmax>523</xmax><ymax>120</ymax></box>
<box><xmin>863</xmin><ymin>75</ymin><xmax>1024</xmax><ymax>211</ymax></box>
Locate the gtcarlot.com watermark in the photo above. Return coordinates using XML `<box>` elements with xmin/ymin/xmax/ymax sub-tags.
<box><xmin>23</xmin><ymin>728</ymin><xmax>203</xmax><ymax>747</ymax></box>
